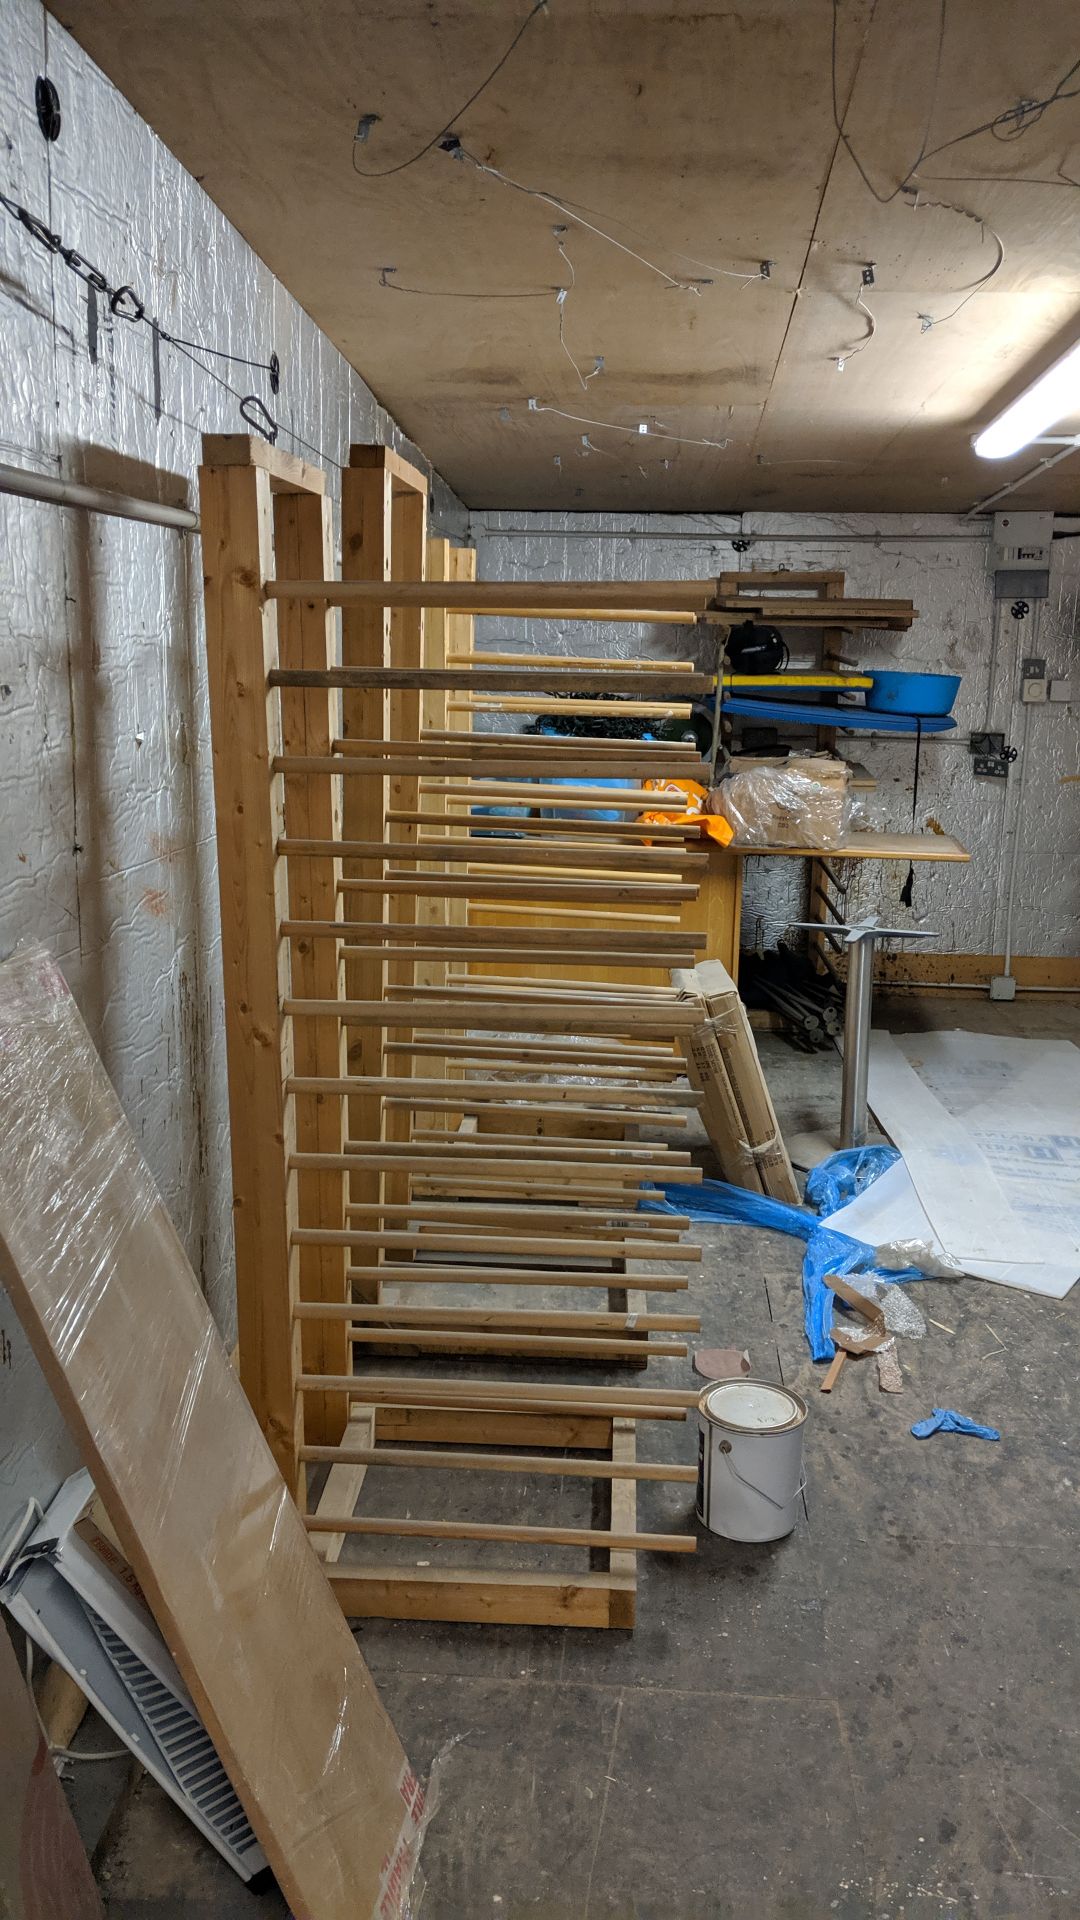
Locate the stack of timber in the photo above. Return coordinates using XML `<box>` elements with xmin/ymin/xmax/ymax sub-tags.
<box><xmin>199</xmin><ymin>437</ymin><xmax>720</xmax><ymax>1629</ymax></box>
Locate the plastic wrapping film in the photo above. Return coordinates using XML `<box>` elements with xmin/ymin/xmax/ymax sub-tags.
<box><xmin>711</xmin><ymin>755</ymin><xmax>851</xmax><ymax>850</ymax></box>
<box><xmin>0</xmin><ymin>946</ymin><xmax>433</xmax><ymax>1920</ymax></box>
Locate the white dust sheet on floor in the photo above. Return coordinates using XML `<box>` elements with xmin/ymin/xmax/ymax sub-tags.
<box><xmin>846</xmin><ymin>1030</ymin><xmax>1080</xmax><ymax>1298</ymax></box>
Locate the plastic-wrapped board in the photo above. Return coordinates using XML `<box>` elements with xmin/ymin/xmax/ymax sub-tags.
<box><xmin>0</xmin><ymin>947</ymin><xmax>425</xmax><ymax>1920</ymax></box>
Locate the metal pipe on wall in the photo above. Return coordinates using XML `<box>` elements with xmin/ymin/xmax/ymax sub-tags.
<box><xmin>0</xmin><ymin>462</ymin><xmax>199</xmax><ymax>533</ymax></box>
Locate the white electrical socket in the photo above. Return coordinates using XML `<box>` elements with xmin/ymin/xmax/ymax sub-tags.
<box><xmin>1021</xmin><ymin>678</ymin><xmax>1048</xmax><ymax>704</ymax></box>
<box><xmin>989</xmin><ymin>973</ymin><xmax>1017</xmax><ymax>1002</ymax></box>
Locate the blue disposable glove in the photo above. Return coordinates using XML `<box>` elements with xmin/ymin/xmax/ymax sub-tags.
<box><xmin>910</xmin><ymin>1408</ymin><xmax>1000</xmax><ymax>1442</ymax></box>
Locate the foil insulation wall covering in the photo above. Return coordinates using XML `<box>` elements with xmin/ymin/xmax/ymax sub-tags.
<box><xmin>0</xmin><ymin>0</ymin><xmax>466</xmax><ymax>1538</ymax></box>
<box><xmin>471</xmin><ymin>511</ymin><xmax>1080</xmax><ymax>959</ymax></box>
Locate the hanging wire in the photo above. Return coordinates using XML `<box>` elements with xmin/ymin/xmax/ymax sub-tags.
<box><xmin>831</xmin><ymin>280</ymin><xmax>877</xmax><ymax>370</ymax></box>
<box><xmin>451</xmin><ymin>144</ymin><xmax>702</xmax><ymax>293</ymax></box>
<box><xmin>377</xmin><ymin>266</ymin><xmax>552</xmax><ymax>299</ymax></box>
<box><xmin>831</xmin><ymin>0</ymin><xmax>1080</xmax><ymax>203</ymax></box>
<box><xmin>912</xmin><ymin>198</ymin><xmax>1006</xmax><ymax>329</ymax></box>
<box><xmin>526</xmin><ymin>398</ymin><xmax>732</xmax><ymax>452</ymax></box>
<box><xmin>350</xmin><ymin>0</ymin><xmax>547</xmax><ymax>180</ymax></box>
<box><xmin>554</xmin><ymin>234</ymin><xmax>603</xmax><ymax>392</ymax></box>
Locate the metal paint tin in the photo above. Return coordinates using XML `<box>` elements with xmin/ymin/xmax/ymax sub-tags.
<box><xmin>696</xmin><ymin>1378</ymin><xmax>808</xmax><ymax>1542</ymax></box>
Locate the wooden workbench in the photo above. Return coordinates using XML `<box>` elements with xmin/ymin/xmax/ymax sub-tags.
<box><xmin>471</xmin><ymin>832</ymin><xmax>970</xmax><ymax>986</ymax></box>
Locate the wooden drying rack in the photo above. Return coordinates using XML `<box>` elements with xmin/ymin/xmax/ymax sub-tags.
<box><xmin>198</xmin><ymin>437</ymin><xmax>734</xmax><ymax>1628</ymax></box>
<box><xmin>199</xmin><ymin>440</ymin><xmax>925</xmax><ymax>1625</ymax></box>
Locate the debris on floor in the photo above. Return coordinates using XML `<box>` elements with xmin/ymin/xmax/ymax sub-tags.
<box><xmin>693</xmin><ymin>1346</ymin><xmax>751</xmax><ymax>1381</ymax></box>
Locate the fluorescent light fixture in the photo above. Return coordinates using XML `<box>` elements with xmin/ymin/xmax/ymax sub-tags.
<box><xmin>974</xmin><ymin>338</ymin><xmax>1080</xmax><ymax>459</ymax></box>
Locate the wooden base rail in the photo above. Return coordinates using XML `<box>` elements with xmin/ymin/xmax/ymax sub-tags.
<box><xmin>303</xmin><ymin>1515</ymin><xmax>695</xmax><ymax>1553</ymax></box>
<box><xmin>300</xmin><ymin>1443</ymin><xmax>698</xmax><ymax>1484</ymax></box>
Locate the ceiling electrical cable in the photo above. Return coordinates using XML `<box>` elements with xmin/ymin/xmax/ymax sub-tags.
<box><xmin>831</xmin><ymin>0</ymin><xmax>1080</xmax><ymax>203</ymax></box>
<box><xmin>350</xmin><ymin>0</ymin><xmax>548</xmax><ymax>180</ymax></box>
<box><xmin>377</xmin><ymin>266</ymin><xmax>551</xmax><ymax>299</ymax></box>
<box><xmin>554</xmin><ymin>234</ymin><xmax>603</xmax><ymax>392</ymax></box>
<box><xmin>831</xmin><ymin>281</ymin><xmax>877</xmax><ymax>369</ymax></box>
<box><xmin>526</xmin><ymin>398</ymin><xmax>732</xmax><ymax>452</ymax></box>
<box><xmin>451</xmin><ymin>144</ymin><xmax>702</xmax><ymax>293</ymax></box>
<box><xmin>913</xmin><ymin>199</ymin><xmax>1006</xmax><ymax>329</ymax></box>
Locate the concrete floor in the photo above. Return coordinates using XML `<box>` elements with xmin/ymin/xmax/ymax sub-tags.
<box><xmin>86</xmin><ymin>995</ymin><xmax>1080</xmax><ymax>1920</ymax></box>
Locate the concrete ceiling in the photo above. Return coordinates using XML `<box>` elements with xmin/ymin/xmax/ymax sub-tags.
<box><xmin>54</xmin><ymin>0</ymin><xmax>1080</xmax><ymax>512</ymax></box>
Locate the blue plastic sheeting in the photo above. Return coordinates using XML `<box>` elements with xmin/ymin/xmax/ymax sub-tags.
<box><xmin>721</xmin><ymin>695</ymin><xmax>956</xmax><ymax>736</ymax></box>
<box><xmin>911</xmin><ymin>1408</ymin><xmax>1000</xmax><ymax>1442</ymax></box>
<box><xmin>647</xmin><ymin>1148</ymin><xmax>923</xmax><ymax>1362</ymax></box>
<box><xmin>805</xmin><ymin>1145</ymin><xmax>899</xmax><ymax>1217</ymax></box>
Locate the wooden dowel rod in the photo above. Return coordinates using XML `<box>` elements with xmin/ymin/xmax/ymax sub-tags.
<box><xmin>386</xmin><ymin>810</ymin><xmax>692</xmax><ymax>840</ymax></box>
<box><xmin>383</xmin><ymin>1044</ymin><xmax>683</xmax><ymax>1074</ymax></box>
<box><xmin>451</xmin><ymin>699</ymin><xmax>694</xmax><ymax>718</ymax></box>
<box><xmin>389</xmin><ymin>1134</ymin><xmax>691</xmax><ymax>1164</ymax></box>
<box><xmin>423</xmin><ymin>724</ymin><xmax>694</xmax><ymax>746</ymax></box>
<box><xmin>331</xmin><ymin>734</ymin><xmax>697</xmax><ymax>759</ymax></box>
<box><xmin>290</xmin><ymin>1154</ymin><xmax>699</xmax><ymax>1185</ymax></box>
<box><xmin>299</xmin><ymin>1443</ymin><xmax>699</xmax><ymax>1483</ymax></box>
<box><xmin>302</xmin><ymin>1381</ymin><xmax>690</xmax><ymax>1420</ymax></box>
<box><xmin>349</xmin><ymin>1202</ymin><xmax>682</xmax><ymax>1226</ymax></box>
<box><xmin>286</xmin><ymin>996</ymin><xmax>699</xmax><ymax>1030</ymax></box>
<box><xmin>294</xmin><ymin>1224</ymin><xmax>700</xmax><ymax>1260</ymax></box>
<box><xmin>343</xmin><ymin>1202</ymin><xmax>686</xmax><ymax>1230</ymax></box>
<box><xmin>284</xmin><ymin>919</ymin><xmax>701</xmax><ymax>950</ymax></box>
<box><xmin>336</xmin><ymin>875</ymin><xmax>698</xmax><ymax>903</ymax></box>
<box><xmin>382</xmin><ymin>1097</ymin><xmax>684</xmax><ymax>1125</ymax></box>
<box><xmin>418</xmin><ymin>782</ymin><xmax>691</xmax><ymax>807</ymax></box>
<box><xmin>330</xmin><ymin>944</ymin><xmax>690</xmax><ymax>968</ymax></box>
<box><xmin>342</xmin><ymin>1264</ymin><xmax>691</xmax><ymax>1290</ymax></box>
<box><xmin>278</xmin><ymin>835</ymin><xmax>705</xmax><ymax>872</ymax></box>
<box><xmin>264</xmin><ymin>578</ymin><xmax>714</xmax><ymax>611</ymax></box>
<box><xmin>344</xmin><ymin>1328</ymin><xmax>688</xmax><ymax>1358</ymax></box>
<box><xmin>300</xmin><ymin>1372</ymin><xmax>700</xmax><ymax>1407</ymax></box>
<box><xmin>296</xmin><ymin>1303</ymin><xmax>697</xmax><ymax>1331</ymax></box>
<box><xmin>393</xmin><ymin>977</ymin><xmax>683</xmax><ymax>1001</ymax></box>
<box><xmin>463</xmin><ymin>903</ymin><xmax>682</xmax><ymax>925</ymax></box>
<box><xmin>269</xmin><ymin>665</ymin><xmax>714</xmax><ymax>696</ymax></box>
<box><xmin>286</xmin><ymin>1074</ymin><xmax>701</xmax><ymax>1107</ymax></box>
<box><xmin>458</xmin><ymin>652</ymin><xmax>696</xmax><ymax>672</ymax></box>
<box><xmin>274</xmin><ymin>755</ymin><xmax>705</xmax><ymax>780</ymax></box>
<box><xmin>302</xmin><ymin>1513</ymin><xmax>695</xmax><ymax>1552</ymax></box>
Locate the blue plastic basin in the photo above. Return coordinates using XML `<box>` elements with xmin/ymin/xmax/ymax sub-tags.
<box><xmin>865</xmin><ymin>670</ymin><xmax>961</xmax><ymax>716</ymax></box>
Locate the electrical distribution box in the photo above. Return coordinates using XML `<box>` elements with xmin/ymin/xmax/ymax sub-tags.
<box><xmin>992</xmin><ymin>511</ymin><xmax>1053</xmax><ymax>600</ymax></box>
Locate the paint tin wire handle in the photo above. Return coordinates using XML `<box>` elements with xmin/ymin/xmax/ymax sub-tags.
<box><xmin>717</xmin><ymin>1438</ymin><xmax>806</xmax><ymax>1510</ymax></box>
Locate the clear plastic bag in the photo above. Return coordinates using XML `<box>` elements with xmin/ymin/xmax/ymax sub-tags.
<box><xmin>710</xmin><ymin>755</ymin><xmax>851</xmax><ymax>850</ymax></box>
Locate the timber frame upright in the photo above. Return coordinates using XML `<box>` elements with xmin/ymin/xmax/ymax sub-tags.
<box><xmin>199</xmin><ymin>435</ymin><xmax>740</xmax><ymax>1626</ymax></box>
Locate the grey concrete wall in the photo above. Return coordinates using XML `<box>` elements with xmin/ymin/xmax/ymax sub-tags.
<box><xmin>0</xmin><ymin>0</ymin><xmax>464</xmax><ymax>1543</ymax></box>
<box><xmin>471</xmin><ymin>511</ymin><xmax>1080</xmax><ymax>958</ymax></box>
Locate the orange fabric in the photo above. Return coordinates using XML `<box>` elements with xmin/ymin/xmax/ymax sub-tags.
<box><xmin>639</xmin><ymin>779</ymin><xmax>735</xmax><ymax>847</ymax></box>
